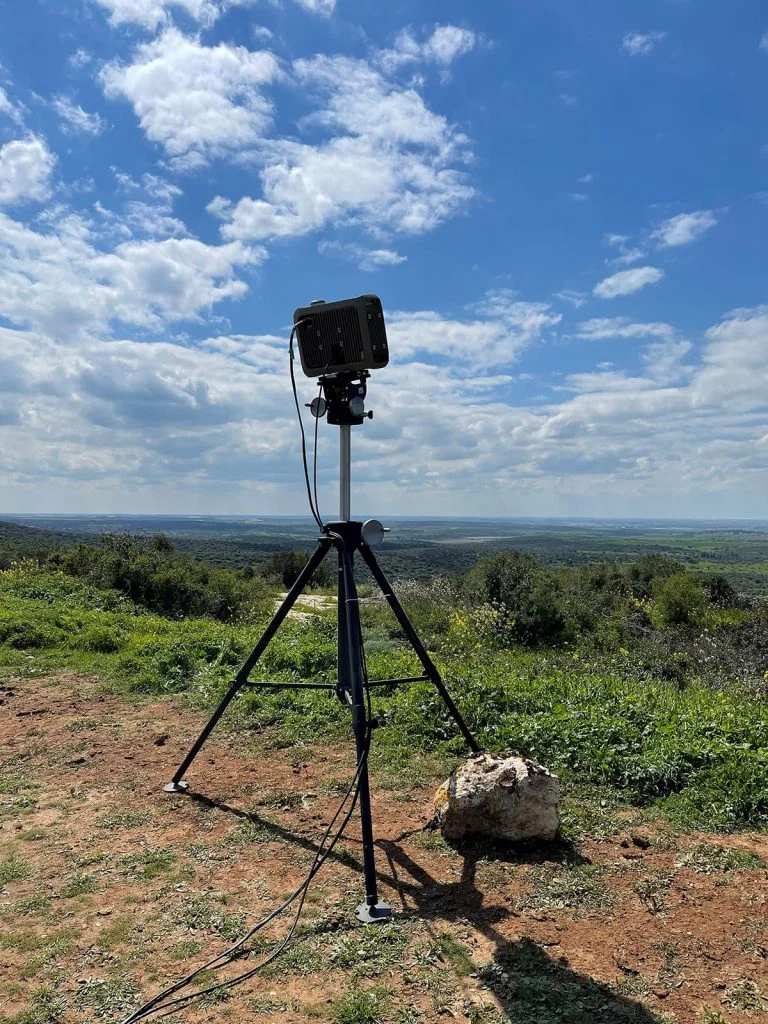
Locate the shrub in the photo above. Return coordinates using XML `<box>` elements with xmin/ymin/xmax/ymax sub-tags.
<box><xmin>653</xmin><ymin>573</ymin><xmax>708</xmax><ymax>626</ymax></box>
<box><xmin>50</xmin><ymin>535</ymin><xmax>272</xmax><ymax>622</ymax></box>
<box><xmin>462</xmin><ymin>551</ymin><xmax>566</xmax><ymax>645</ymax></box>
<box><xmin>263</xmin><ymin>550</ymin><xmax>333</xmax><ymax>589</ymax></box>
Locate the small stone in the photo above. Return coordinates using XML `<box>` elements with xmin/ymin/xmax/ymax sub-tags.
<box><xmin>652</xmin><ymin>986</ymin><xmax>669</xmax><ymax>999</ymax></box>
<box><xmin>631</xmin><ymin>832</ymin><xmax>652</xmax><ymax>849</ymax></box>
<box><xmin>614</xmin><ymin>950</ymin><xmax>638</xmax><ymax>974</ymax></box>
<box><xmin>153</xmin><ymin>733</ymin><xmax>170</xmax><ymax>746</ymax></box>
<box><xmin>622</xmin><ymin>849</ymin><xmax>643</xmax><ymax>860</ymax></box>
<box><xmin>96</xmin><ymin>908</ymin><xmax>113</xmax><ymax>916</ymax></box>
<box><xmin>432</xmin><ymin>753</ymin><xmax>560</xmax><ymax>842</ymax></box>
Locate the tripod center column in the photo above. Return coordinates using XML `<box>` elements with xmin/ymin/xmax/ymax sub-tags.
<box><xmin>339</xmin><ymin>424</ymin><xmax>351</xmax><ymax>521</ymax></box>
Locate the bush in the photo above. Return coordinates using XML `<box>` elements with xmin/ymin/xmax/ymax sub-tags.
<box><xmin>49</xmin><ymin>535</ymin><xmax>272</xmax><ymax>623</ymax></box>
<box><xmin>462</xmin><ymin>551</ymin><xmax>566</xmax><ymax>645</ymax></box>
<box><xmin>263</xmin><ymin>550</ymin><xmax>333</xmax><ymax>589</ymax></box>
<box><xmin>653</xmin><ymin>573</ymin><xmax>708</xmax><ymax>626</ymax></box>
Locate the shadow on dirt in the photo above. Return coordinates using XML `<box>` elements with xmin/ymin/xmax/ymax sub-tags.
<box><xmin>179</xmin><ymin>792</ymin><xmax>659</xmax><ymax>1022</ymax></box>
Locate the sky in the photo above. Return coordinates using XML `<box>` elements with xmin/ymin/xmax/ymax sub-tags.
<box><xmin>0</xmin><ymin>0</ymin><xmax>766</xmax><ymax>519</ymax></box>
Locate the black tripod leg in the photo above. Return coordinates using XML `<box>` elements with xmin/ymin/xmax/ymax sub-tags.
<box><xmin>164</xmin><ymin>539</ymin><xmax>333</xmax><ymax>792</ymax></box>
<box><xmin>358</xmin><ymin>543</ymin><xmax>480</xmax><ymax>754</ymax></box>
<box><xmin>338</xmin><ymin>541</ymin><xmax>391</xmax><ymax>923</ymax></box>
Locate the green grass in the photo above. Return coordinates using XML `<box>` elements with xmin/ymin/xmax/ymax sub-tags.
<box><xmin>0</xmin><ymin>858</ymin><xmax>30</xmax><ymax>885</ymax></box>
<box><xmin>431</xmin><ymin>932</ymin><xmax>476</xmax><ymax>977</ymax></box>
<box><xmin>74</xmin><ymin>978</ymin><xmax>140</xmax><ymax>1018</ymax></box>
<box><xmin>60</xmin><ymin>872</ymin><xmax>98</xmax><ymax>898</ymax></box>
<box><xmin>633</xmin><ymin>872</ymin><xmax>674</xmax><ymax>915</ymax></box>
<box><xmin>330</xmin><ymin>924</ymin><xmax>407</xmax><ymax>977</ymax></box>
<box><xmin>518</xmin><ymin>864</ymin><xmax>616</xmax><ymax>913</ymax></box>
<box><xmin>676</xmin><ymin>842</ymin><xmax>764</xmax><ymax>873</ymax></box>
<box><xmin>119</xmin><ymin>848</ymin><xmax>176</xmax><ymax>880</ymax></box>
<box><xmin>1</xmin><ymin>564</ymin><xmax>767</xmax><ymax>833</ymax></box>
<box><xmin>97</xmin><ymin>809</ymin><xmax>151</xmax><ymax>830</ymax></box>
<box><xmin>331</xmin><ymin>989</ymin><xmax>390</xmax><ymax>1024</ymax></box>
<box><xmin>0</xmin><ymin>986</ymin><xmax>67</xmax><ymax>1024</ymax></box>
<box><xmin>173</xmin><ymin>893</ymin><xmax>246</xmax><ymax>941</ymax></box>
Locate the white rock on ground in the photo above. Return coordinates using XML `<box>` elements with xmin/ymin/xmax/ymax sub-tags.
<box><xmin>432</xmin><ymin>752</ymin><xmax>561</xmax><ymax>841</ymax></box>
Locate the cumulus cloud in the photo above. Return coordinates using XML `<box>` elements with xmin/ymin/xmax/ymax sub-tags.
<box><xmin>292</xmin><ymin>0</ymin><xmax>337</xmax><ymax>14</ymax></box>
<box><xmin>377</xmin><ymin>25</ymin><xmax>477</xmax><ymax>73</ymax></box>
<box><xmin>0</xmin><ymin>137</ymin><xmax>55</xmax><ymax>206</ymax></box>
<box><xmin>389</xmin><ymin>292</ymin><xmax>561</xmax><ymax>368</ymax></box>
<box><xmin>621</xmin><ymin>31</ymin><xmax>667</xmax><ymax>56</ymax></box>
<box><xmin>2</xmin><ymin>294</ymin><xmax>768</xmax><ymax>516</ymax></box>
<box><xmin>93</xmin><ymin>0</ymin><xmax>220</xmax><ymax>30</ymax></box>
<box><xmin>53</xmin><ymin>96</ymin><xmax>107</xmax><ymax>136</ymax></box>
<box><xmin>593</xmin><ymin>266</ymin><xmax>663</xmax><ymax>299</ymax></box>
<box><xmin>100</xmin><ymin>29</ymin><xmax>281</xmax><ymax>167</ymax></box>
<box><xmin>0</xmin><ymin>207</ymin><xmax>262</xmax><ymax>339</ymax></box>
<box><xmin>576</xmin><ymin>317</ymin><xmax>675</xmax><ymax>340</ymax></box>
<box><xmin>317</xmin><ymin>240</ymin><xmax>406</xmax><ymax>271</ymax></box>
<box><xmin>652</xmin><ymin>209</ymin><xmax>718</xmax><ymax>247</ymax></box>
<box><xmin>209</xmin><ymin>54</ymin><xmax>474</xmax><ymax>242</ymax></box>
<box><xmin>93</xmin><ymin>0</ymin><xmax>336</xmax><ymax>29</ymax></box>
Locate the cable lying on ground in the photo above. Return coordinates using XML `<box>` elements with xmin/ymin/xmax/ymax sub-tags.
<box><xmin>120</xmin><ymin>721</ymin><xmax>371</xmax><ymax>1023</ymax></box>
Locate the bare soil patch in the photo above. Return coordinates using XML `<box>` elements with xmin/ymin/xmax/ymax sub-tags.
<box><xmin>1</xmin><ymin>675</ymin><xmax>766</xmax><ymax>1023</ymax></box>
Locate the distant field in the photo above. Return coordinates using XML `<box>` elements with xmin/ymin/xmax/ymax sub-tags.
<box><xmin>3</xmin><ymin>514</ymin><xmax>768</xmax><ymax>593</ymax></box>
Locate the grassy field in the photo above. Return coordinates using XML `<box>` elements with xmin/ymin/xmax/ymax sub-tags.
<box><xmin>1</xmin><ymin>555</ymin><xmax>766</xmax><ymax>1023</ymax></box>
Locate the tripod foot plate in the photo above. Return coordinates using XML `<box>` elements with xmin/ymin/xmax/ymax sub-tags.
<box><xmin>163</xmin><ymin>780</ymin><xmax>189</xmax><ymax>793</ymax></box>
<box><xmin>355</xmin><ymin>899</ymin><xmax>392</xmax><ymax>924</ymax></box>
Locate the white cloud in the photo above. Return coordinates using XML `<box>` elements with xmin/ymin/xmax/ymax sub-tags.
<box><xmin>0</xmin><ymin>86</ymin><xmax>24</xmax><ymax>125</ymax></box>
<box><xmin>621</xmin><ymin>31</ymin><xmax>667</xmax><ymax>57</ymax></box>
<box><xmin>577</xmin><ymin>317</ymin><xmax>675</xmax><ymax>340</ymax></box>
<box><xmin>0</xmin><ymin>137</ymin><xmax>55</xmax><ymax>206</ymax></box>
<box><xmin>389</xmin><ymin>292</ymin><xmax>561</xmax><ymax>368</ymax></box>
<box><xmin>554</xmin><ymin>289</ymin><xmax>588</xmax><ymax>308</ymax></box>
<box><xmin>651</xmin><ymin>209</ymin><xmax>718</xmax><ymax>247</ymax></box>
<box><xmin>603</xmin><ymin>231</ymin><xmax>647</xmax><ymax>266</ymax></box>
<box><xmin>559</xmin><ymin>93</ymin><xmax>579</xmax><ymax>108</ymax></box>
<box><xmin>69</xmin><ymin>49</ymin><xmax>93</xmax><ymax>68</ymax></box>
<box><xmin>643</xmin><ymin>338</ymin><xmax>692</xmax><ymax>385</ymax></box>
<box><xmin>292</xmin><ymin>0</ymin><xmax>337</xmax><ymax>14</ymax></box>
<box><xmin>610</xmin><ymin>247</ymin><xmax>646</xmax><ymax>266</ymax></box>
<box><xmin>0</xmin><ymin>206</ymin><xmax>262</xmax><ymax>339</ymax></box>
<box><xmin>210</xmin><ymin>54</ymin><xmax>473</xmax><ymax>242</ymax></box>
<box><xmin>53</xmin><ymin>96</ymin><xmax>107</xmax><ymax>136</ymax></box>
<box><xmin>377</xmin><ymin>25</ymin><xmax>477</xmax><ymax>73</ymax></box>
<box><xmin>760</xmin><ymin>32</ymin><xmax>768</xmax><ymax>52</ymax></box>
<box><xmin>93</xmin><ymin>0</ymin><xmax>219</xmax><ymax>30</ymax></box>
<box><xmin>2</xmin><ymin>296</ymin><xmax>768</xmax><ymax>516</ymax></box>
<box><xmin>317</xmin><ymin>240</ymin><xmax>406</xmax><ymax>271</ymax></box>
<box><xmin>593</xmin><ymin>266</ymin><xmax>664</xmax><ymax>299</ymax></box>
<box><xmin>100</xmin><ymin>29</ymin><xmax>280</xmax><ymax>167</ymax></box>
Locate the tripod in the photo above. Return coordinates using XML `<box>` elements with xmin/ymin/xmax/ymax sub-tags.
<box><xmin>164</xmin><ymin>373</ymin><xmax>479</xmax><ymax>923</ymax></box>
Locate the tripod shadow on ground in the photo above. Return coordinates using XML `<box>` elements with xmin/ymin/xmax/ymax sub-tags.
<box><xmin>180</xmin><ymin>791</ymin><xmax>658</xmax><ymax>1021</ymax></box>
<box><xmin>379</xmin><ymin>835</ymin><xmax>661</xmax><ymax>1023</ymax></box>
<box><xmin>475</xmin><ymin>937</ymin><xmax>663</xmax><ymax>1023</ymax></box>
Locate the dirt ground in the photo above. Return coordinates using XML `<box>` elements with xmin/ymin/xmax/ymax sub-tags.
<box><xmin>1</xmin><ymin>675</ymin><xmax>766</xmax><ymax>1024</ymax></box>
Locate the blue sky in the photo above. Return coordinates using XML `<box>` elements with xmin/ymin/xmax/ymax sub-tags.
<box><xmin>0</xmin><ymin>0</ymin><xmax>766</xmax><ymax>517</ymax></box>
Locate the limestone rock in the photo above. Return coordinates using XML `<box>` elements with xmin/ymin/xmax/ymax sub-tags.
<box><xmin>432</xmin><ymin>752</ymin><xmax>560</xmax><ymax>841</ymax></box>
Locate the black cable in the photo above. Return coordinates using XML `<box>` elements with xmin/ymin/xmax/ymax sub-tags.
<box><xmin>289</xmin><ymin>323</ymin><xmax>324</xmax><ymax>531</ymax></box>
<box><xmin>120</xmin><ymin>720</ymin><xmax>372</xmax><ymax>1023</ymax></box>
<box><xmin>311</xmin><ymin>364</ymin><xmax>329</xmax><ymax>529</ymax></box>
